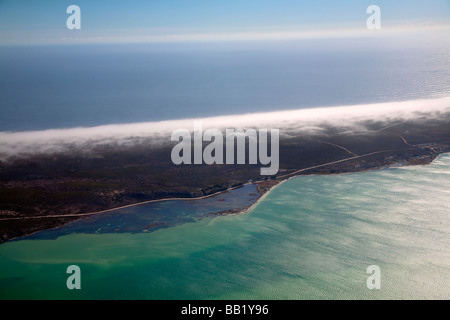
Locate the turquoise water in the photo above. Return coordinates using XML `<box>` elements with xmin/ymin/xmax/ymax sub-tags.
<box><xmin>1</xmin><ymin>154</ymin><xmax>449</xmax><ymax>299</ymax></box>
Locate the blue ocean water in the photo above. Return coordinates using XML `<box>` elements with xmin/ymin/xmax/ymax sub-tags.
<box><xmin>1</xmin><ymin>154</ymin><xmax>449</xmax><ymax>299</ymax></box>
<box><xmin>1</xmin><ymin>34</ymin><xmax>449</xmax><ymax>300</ymax></box>
<box><xmin>1</xmin><ymin>37</ymin><xmax>449</xmax><ymax>132</ymax></box>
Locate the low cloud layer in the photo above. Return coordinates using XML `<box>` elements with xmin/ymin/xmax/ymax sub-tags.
<box><xmin>1</xmin><ymin>97</ymin><xmax>449</xmax><ymax>160</ymax></box>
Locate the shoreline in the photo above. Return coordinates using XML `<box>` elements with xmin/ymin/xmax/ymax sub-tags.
<box><xmin>0</xmin><ymin>147</ymin><xmax>429</xmax><ymax>222</ymax></box>
<box><xmin>2</xmin><ymin>111</ymin><xmax>450</xmax><ymax>244</ymax></box>
<box><xmin>233</xmin><ymin>150</ymin><xmax>450</xmax><ymax>217</ymax></box>
<box><xmin>4</xmin><ymin>151</ymin><xmax>449</xmax><ymax>244</ymax></box>
<box><xmin>0</xmin><ymin>182</ymin><xmax>254</xmax><ymax>222</ymax></box>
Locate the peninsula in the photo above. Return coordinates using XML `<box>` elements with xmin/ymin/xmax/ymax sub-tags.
<box><xmin>1</xmin><ymin>117</ymin><xmax>449</xmax><ymax>242</ymax></box>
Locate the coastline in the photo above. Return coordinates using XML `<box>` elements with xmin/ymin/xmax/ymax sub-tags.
<box><xmin>1</xmin><ymin>147</ymin><xmax>437</xmax><ymax>222</ymax></box>
<box><xmin>4</xmin><ymin>150</ymin><xmax>449</xmax><ymax>244</ymax></box>
<box><xmin>228</xmin><ymin>150</ymin><xmax>450</xmax><ymax>217</ymax></box>
<box><xmin>2</xmin><ymin>104</ymin><xmax>450</xmax><ymax>243</ymax></box>
<box><xmin>0</xmin><ymin>182</ymin><xmax>254</xmax><ymax>222</ymax></box>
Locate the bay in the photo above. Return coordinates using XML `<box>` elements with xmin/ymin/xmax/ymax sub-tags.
<box><xmin>1</xmin><ymin>154</ymin><xmax>449</xmax><ymax>299</ymax></box>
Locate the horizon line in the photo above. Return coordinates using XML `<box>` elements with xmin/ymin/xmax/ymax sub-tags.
<box><xmin>1</xmin><ymin>23</ymin><xmax>449</xmax><ymax>46</ymax></box>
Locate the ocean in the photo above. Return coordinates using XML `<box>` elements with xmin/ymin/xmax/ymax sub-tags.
<box><xmin>1</xmin><ymin>36</ymin><xmax>449</xmax><ymax>132</ymax></box>
<box><xmin>1</xmin><ymin>34</ymin><xmax>449</xmax><ymax>300</ymax></box>
<box><xmin>0</xmin><ymin>153</ymin><xmax>449</xmax><ymax>299</ymax></box>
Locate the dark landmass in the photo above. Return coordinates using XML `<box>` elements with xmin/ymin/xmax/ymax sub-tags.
<box><xmin>1</xmin><ymin>117</ymin><xmax>450</xmax><ymax>242</ymax></box>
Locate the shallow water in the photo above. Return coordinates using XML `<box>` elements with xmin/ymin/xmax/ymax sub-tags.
<box><xmin>0</xmin><ymin>154</ymin><xmax>449</xmax><ymax>299</ymax></box>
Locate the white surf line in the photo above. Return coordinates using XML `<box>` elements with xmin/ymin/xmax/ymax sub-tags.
<box><xmin>238</xmin><ymin>179</ymin><xmax>288</xmax><ymax>216</ymax></box>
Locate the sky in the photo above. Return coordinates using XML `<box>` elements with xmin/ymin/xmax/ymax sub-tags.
<box><xmin>0</xmin><ymin>0</ymin><xmax>449</xmax><ymax>44</ymax></box>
